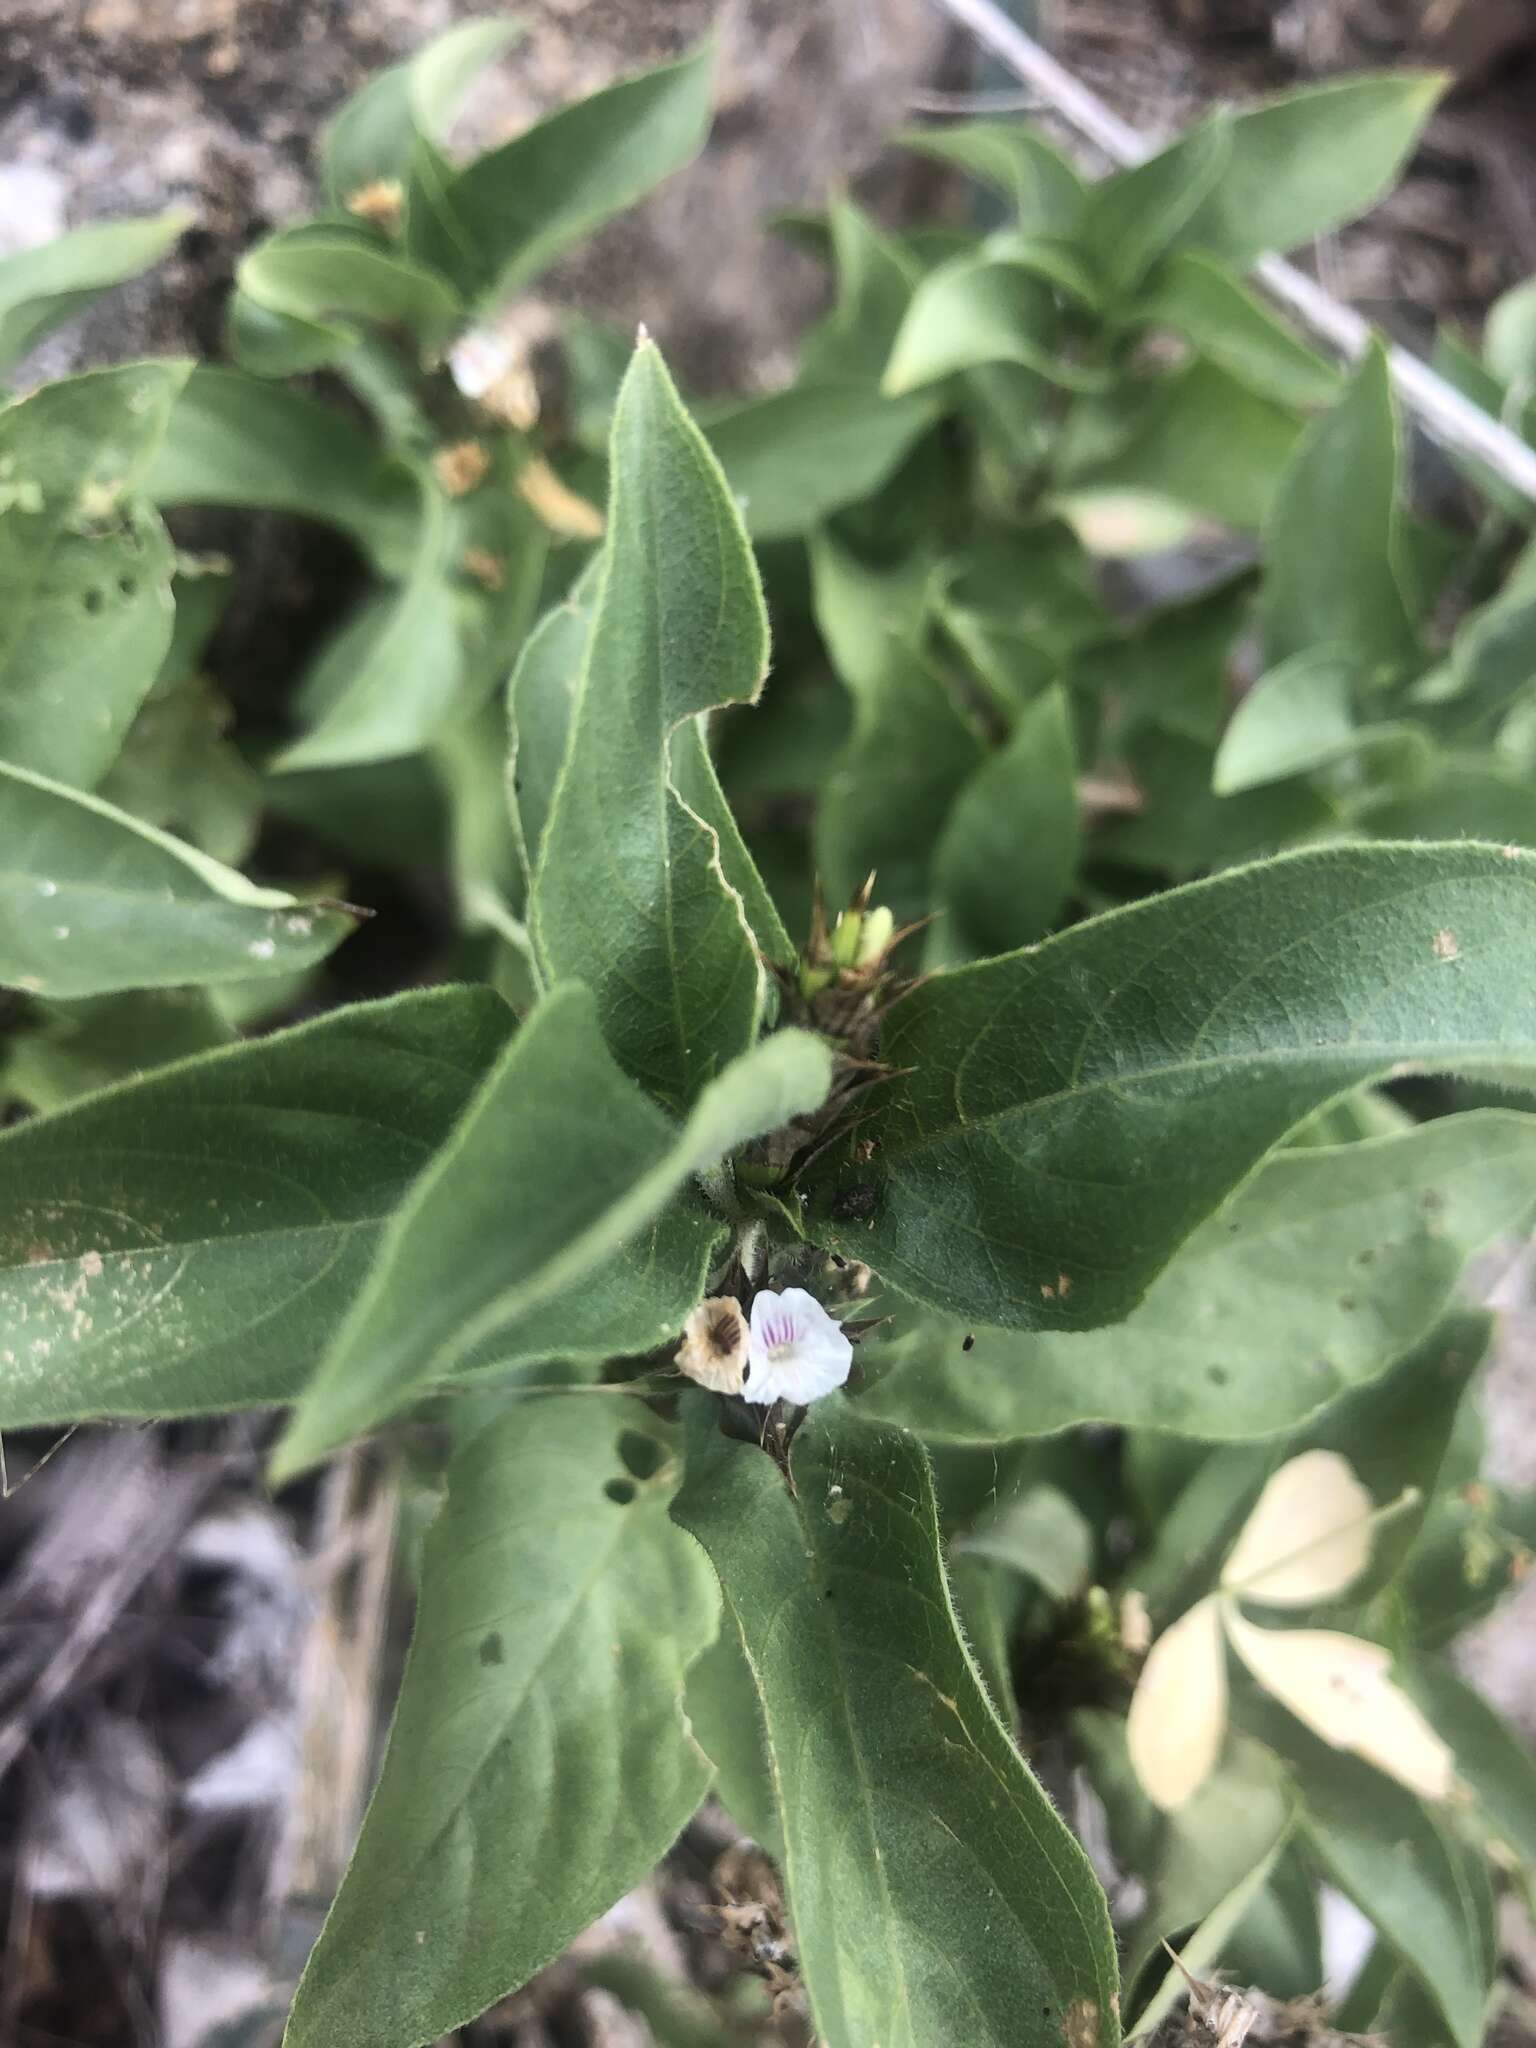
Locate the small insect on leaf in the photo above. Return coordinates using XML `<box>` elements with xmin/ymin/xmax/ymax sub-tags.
<box><xmin>1219</xmin><ymin>1449</ymin><xmax>1374</xmax><ymax>1605</ymax></box>
<box><xmin>1224</xmin><ymin>1610</ymin><xmax>1455</xmax><ymax>1801</ymax></box>
<box><xmin>1126</xmin><ymin>1591</ymin><xmax>1228</xmax><ymax>1812</ymax></box>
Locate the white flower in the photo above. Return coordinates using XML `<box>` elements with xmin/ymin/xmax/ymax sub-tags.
<box><xmin>742</xmin><ymin>1287</ymin><xmax>852</xmax><ymax>1407</ymax></box>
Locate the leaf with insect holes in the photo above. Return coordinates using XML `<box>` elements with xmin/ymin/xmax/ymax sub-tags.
<box><xmin>0</xmin><ymin>988</ymin><xmax>511</xmax><ymax>1427</ymax></box>
<box><xmin>271</xmin><ymin>985</ymin><xmax>832</xmax><ymax>1479</ymax></box>
<box><xmin>817</xmin><ymin>842</ymin><xmax>1536</xmax><ymax>1333</ymax></box>
<box><xmin>531</xmin><ymin>341</ymin><xmax>779</xmax><ymax>1112</ymax></box>
<box><xmin>673</xmin><ymin>1404</ymin><xmax>1121</xmax><ymax>2048</ymax></box>
<box><xmin>0</xmin><ymin>362</ymin><xmax>187</xmax><ymax>788</ymax></box>
<box><xmin>0</xmin><ymin>760</ymin><xmax>358</xmax><ymax>1000</ymax></box>
<box><xmin>1125</xmin><ymin>1593</ymin><xmax>1229</xmax><ymax>1814</ymax></box>
<box><xmin>1220</xmin><ymin>1451</ymin><xmax>1375</xmax><ymax>1605</ymax></box>
<box><xmin>282</xmin><ymin>1399</ymin><xmax>718</xmax><ymax>2048</ymax></box>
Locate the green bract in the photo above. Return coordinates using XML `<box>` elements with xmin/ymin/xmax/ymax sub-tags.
<box><xmin>3</xmin><ymin>28</ymin><xmax>1534</xmax><ymax>2048</ymax></box>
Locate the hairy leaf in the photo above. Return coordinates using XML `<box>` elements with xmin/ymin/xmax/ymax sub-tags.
<box><xmin>283</xmin><ymin>1400</ymin><xmax>716</xmax><ymax>2048</ymax></box>
<box><xmin>532</xmin><ymin>341</ymin><xmax>773</xmax><ymax>1111</ymax></box>
<box><xmin>818</xmin><ymin>843</ymin><xmax>1536</xmax><ymax>1331</ymax></box>
<box><xmin>0</xmin><ymin>760</ymin><xmax>357</xmax><ymax>1000</ymax></box>
<box><xmin>0</xmin><ymin>988</ymin><xmax>510</xmax><ymax>1425</ymax></box>
<box><xmin>673</xmin><ymin>1405</ymin><xmax>1120</xmax><ymax>2048</ymax></box>
<box><xmin>272</xmin><ymin>986</ymin><xmax>831</xmax><ymax>1477</ymax></box>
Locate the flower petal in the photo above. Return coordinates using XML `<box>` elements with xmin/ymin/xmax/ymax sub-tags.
<box><xmin>743</xmin><ymin>1287</ymin><xmax>852</xmax><ymax>1406</ymax></box>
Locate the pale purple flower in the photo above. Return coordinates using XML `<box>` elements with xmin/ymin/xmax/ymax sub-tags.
<box><xmin>742</xmin><ymin>1287</ymin><xmax>852</xmax><ymax>1407</ymax></box>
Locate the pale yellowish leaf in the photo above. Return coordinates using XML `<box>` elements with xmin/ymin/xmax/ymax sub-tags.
<box><xmin>1224</xmin><ymin>1609</ymin><xmax>1455</xmax><ymax>1802</ymax></box>
<box><xmin>1220</xmin><ymin>1449</ymin><xmax>1373</xmax><ymax>1604</ymax></box>
<box><xmin>1126</xmin><ymin>1592</ymin><xmax>1228</xmax><ymax>1812</ymax></box>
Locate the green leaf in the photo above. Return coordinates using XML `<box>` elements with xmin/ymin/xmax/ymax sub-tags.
<box><xmin>1485</xmin><ymin>276</ymin><xmax>1536</xmax><ymax>388</ymax></box>
<box><xmin>2</xmin><ymin>987</ymin><xmax>232</xmax><ymax>1115</ymax></box>
<box><xmin>1178</xmin><ymin>73</ymin><xmax>1446</xmax><ymax>268</ymax></box>
<box><xmin>1080</xmin><ymin>118</ymin><xmax>1231</xmax><ymax>295</ymax></box>
<box><xmin>706</xmin><ymin>383</ymin><xmax>937</xmax><ymax>540</ymax></box>
<box><xmin>1066</xmin><ymin>360</ymin><xmax>1303</xmax><ymax>530</ymax></box>
<box><xmin>0</xmin><ymin>362</ymin><xmax>187</xmax><ymax>787</ymax></box>
<box><xmin>1298</xmin><ymin>1752</ymin><xmax>1493</xmax><ymax>2048</ymax></box>
<box><xmin>955</xmin><ymin>1482</ymin><xmax>1093</xmax><ymax>1601</ymax></box>
<box><xmin>1401</xmin><ymin>1659</ymin><xmax>1536</xmax><ymax>1891</ymax></box>
<box><xmin>672</xmin><ymin>1405</ymin><xmax>1120</xmax><ymax>2048</ymax></box>
<box><xmin>323</xmin><ymin>16</ymin><xmax>522</xmax><ymax>208</ymax></box>
<box><xmin>1263</xmin><ymin>344</ymin><xmax>1419</xmax><ymax>674</ymax></box>
<box><xmin>898</xmin><ymin>123</ymin><xmax>1084</xmax><ymax>233</ymax></box>
<box><xmin>414</xmin><ymin>46</ymin><xmax>713</xmax><ymax>304</ymax></box>
<box><xmin>1104</xmin><ymin>724</ymin><xmax>1335</xmax><ymax>879</ymax></box>
<box><xmin>531</xmin><ymin>341</ymin><xmax>774</xmax><ymax>1111</ymax></box>
<box><xmin>0</xmin><ymin>214</ymin><xmax>187</xmax><ymax>376</ymax></box>
<box><xmin>799</xmin><ymin>196</ymin><xmax>923</xmax><ymax>386</ymax></box>
<box><xmin>1132</xmin><ymin>251</ymin><xmax>1340</xmax><ymax>409</ymax></box>
<box><xmin>0</xmin><ymin>759</ymin><xmax>357</xmax><ymax>1000</ymax></box>
<box><xmin>816</xmin><ymin>841</ymin><xmax>1536</xmax><ymax>1331</ymax></box>
<box><xmin>682</xmin><ymin>1619</ymin><xmax>783</xmax><ymax>1860</ymax></box>
<box><xmin>0</xmin><ymin>987</ymin><xmax>510</xmax><ymax>1425</ymax></box>
<box><xmin>274</xmin><ymin>476</ymin><xmax>463</xmax><ymax>770</ymax></box>
<box><xmin>883</xmin><ymin>247</ymin><xmax>1100</xmax><ymax>398</ymax></box>
<box><xmin>283</xmin><ymin>1400</ymin><xmax>717</xmax><ymax>2048</ymax></box>
<box><xmin>506</xmin><ymin>572</ymin><xmax>595</xmax><ymax>895</ymax></box>
<box><xmin>812</xmin><ymin>534</ymin><xmax>984</xmax><ymax>930</ymax></box>
<box><xmin>931</xmin><ymin>683</ymin><xmax>1079</xmax><ymax>963</ymax></box>
<box><xmin>272</xmin><ymin>987</ymin><xmax>831</xmax><ymax>1478</ymax></box>
<box><xmin>858</xmin><ymin>1113</ymin><xmax>1536</xmax><ymax>1441</ymax></box>
<box><xmin>1211</xmin><ymin>647</ymin><xmax>1430</xmax><ymax>797</ymax></box>
<box><xmin>146</xmin><ymin>366</ymin><xmax>414</xmax><ymax>571</ymax></box>
<box><xmin>231</xmin><ymin>224</ymin><xmax>462</xmax><ymax>376</ymax></box>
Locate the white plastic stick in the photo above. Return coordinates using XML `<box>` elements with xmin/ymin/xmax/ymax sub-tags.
<box><xmin>931</xmin><ymin>0</ymin><xmax>1536</xmax><ymax>505</ymax></box>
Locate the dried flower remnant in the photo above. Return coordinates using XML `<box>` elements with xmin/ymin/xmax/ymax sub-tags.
<box><xmin>676</xmin><ymin>1295</ymin><xmax>748</xmax><ymax>1394</ymax></box>
<box><xmin>742</xmin><ymin>1287</ymin><xmax>852</xmax><ymax>1407</ymax></box>
<box><xmin>345</xmin><ymin>179</ymin><xmax>404</xmax><ymax>233</ymax></box>
<box><xmin>432</xmin><ymin>440</ymin><xmax>491</xmax><ymax>497</ymax></box>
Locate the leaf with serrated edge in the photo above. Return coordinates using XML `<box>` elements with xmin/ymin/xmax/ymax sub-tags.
<box><xmin>673</xmin><ymin>1404</ymin><xmax>1120</xmax><ymax>2048</ymax></box>
<box><xmin>1126</xmin><ymin>1594</ymin><xmax>1229</xmax><ymax>1813</ymax></box>
<box><xmin>0</xmin><ymin>760</ymin><xmax>357</xmax><ymax>999</ymax></box>
<box><xmin>0</xmin><ymin>987</ymin><xmax>512</xmax><ymax>1426</ymax></box>
<box><xmin>1221</xmin><ymin>1451</ymin><xmax>1374</xmax><ymax>1604</ymax></box>
<box><xmin>819</xmin><ymin>842</ymin><xmax>1536</xmax><ymax>1332</ymax></box>
<box><xmin>532</xmin><ymin>340</ymin><xmax>774</xmax><ymax>1111</ymax></box>
<box><xmin>282</xmin><ymin>1400</ymin><xmax>717</xmax><ymax>2048</ymax></box>
<box><xmin>272</xmin><ymin>986</ymin><xmax>831</xmax><ymax>1478</ymax></box>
